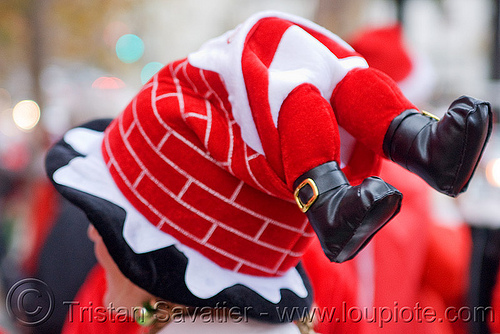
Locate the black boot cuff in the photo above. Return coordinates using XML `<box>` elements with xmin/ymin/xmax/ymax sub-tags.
<box><xmin>293</xmin><ymin>161</ymin><xmax>349</xmax><ymax>210</ymax></box>
<box><xmin>383</xmin><ymin>109</ymin><xmax>431</xmax><ymax>163</ymax></box>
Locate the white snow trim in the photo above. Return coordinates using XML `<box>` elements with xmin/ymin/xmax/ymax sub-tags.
<box><xmin>52</xmin><ymin>127</ymin><xmax>308</xmax><ymax>303</ymax></box>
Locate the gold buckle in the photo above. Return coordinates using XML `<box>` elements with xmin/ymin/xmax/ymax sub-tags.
<box><xmin>421</xmin><ymin>110</ymin><xmax>440</xmax><ymax>121</ymax></box>
<box><xmin>294</xmin><ymin>178</ymin><xmax>319</xmax><ymax>213</ymax></box>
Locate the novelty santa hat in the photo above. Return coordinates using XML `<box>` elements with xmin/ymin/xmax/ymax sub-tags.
<box><xmin>45</xmin><ymin>11</ymin><xmax>424</xmax><ymax>324</ymax></box>
<box><xmin>45</xmin><ymin>12</ymin><xmax>334</xmax><ymax>324</ymax></box>
<box><xmin>349</xmin><ymin>24</ymin><xmax>436</xmax><ymax>105</ymax></box>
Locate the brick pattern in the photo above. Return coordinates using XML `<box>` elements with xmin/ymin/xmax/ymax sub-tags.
<box><xmin>102</xmin><ymin>59</ymin><xmax>314</xmax><ymax>277</ymax></box>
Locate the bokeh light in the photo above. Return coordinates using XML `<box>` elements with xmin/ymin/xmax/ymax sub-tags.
<box><xmin>141</xmin><ymin>62</ymin><xmax>164</xmax><ymax>84</ymax></box>
<box><xmin>116</xmin><ymin>34</ymin><xmax>144</xmax><ymax>63</ymax></box>
<box><xmin>92</xmin><ymin>76</ymin><xmax>126</xmax><ymax>89</ymax></box>
<box><xmin>12</xmin><ymin>100</ymin><xmax>41</xmax><ymax>131</ymax></box>
<box><xmin>486</xmin><ymin>158</ymin><xmax>500</xmax><ymax>188</ymax></box>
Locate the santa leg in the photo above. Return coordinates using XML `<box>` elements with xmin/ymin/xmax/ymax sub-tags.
<box><xmin>332</xmin><ymin>67</ymin><xmax>492</xmax><ymax>197</ymax></box>
<box><xmin>282</xmin><ymin>69</ymin><xmax>492</xmax><ymax>263</ymax></box>
<box><xmin>278</xmin><ymin>83</ymin><xmax>403</xmax><ymax>263</ymax></box>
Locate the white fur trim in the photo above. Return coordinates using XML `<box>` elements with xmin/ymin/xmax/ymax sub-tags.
<box><xmin>188</xmin><ymin>11</ymin><xmax>367</xmax><ymax>157</ymax></box>
<box><xmin>268</xmin><ymin>25</ymin><xmax>367</xmax><ymax>127</ymax></box>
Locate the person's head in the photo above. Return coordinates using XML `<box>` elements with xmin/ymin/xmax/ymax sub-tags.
<box><xmin>87</xmin><ymin>223</ymin><xmax>154</xmax><ymax>309</ymax></box>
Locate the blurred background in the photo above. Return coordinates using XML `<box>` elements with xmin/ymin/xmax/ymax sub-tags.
<box><xmin>1</xmin><ymin>0</ymin><xmax>500</xmax><ymax>333</ymax></box>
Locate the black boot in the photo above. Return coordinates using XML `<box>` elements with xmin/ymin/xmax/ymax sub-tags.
<box><xmin>383</xmin><ymin>96</ymin><xmax>492</xmax><ymax>197</ymax></box>
<box><xmin>294</xmin><ymin>161</ymin><xmax>402</xmax><ymax>263</ymax></box>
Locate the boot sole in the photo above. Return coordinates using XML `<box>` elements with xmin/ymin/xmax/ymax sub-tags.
<box><xmin>333</xmin><ymin>190</ymin><xmax>402</xmax><ymax>263</ymax></box>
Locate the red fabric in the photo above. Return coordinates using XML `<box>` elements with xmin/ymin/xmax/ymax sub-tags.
<box><xmin>102</xmin><ymin>13</ymin><xmax>416</xmax><ymax>277</ymax></box>
<box><xmin>489</xmin><ymin>273</ymin><xmax>500</xmax><ymax>333</ymax></box>
<box><xmin>278</xmin><ymin>84</ymin><xmax>340</xmax><ymax>187</ymax></box>
<box><xmin>22</xmin><ymin>179</ymin><xmax>60</xmax><ymax>276</ymax></box>
<box><xmin>367</xmin><ymin>162</ymin><xmax>431</xmax><ymax>333</ymax></box>
<box><xmin>242</xmin><ymin>17</ymin><xmax>291</xmax><ymax>180</ymax></box>
<box><xmin>302</xmin><ymin>238</ymin><xmax>361</xmax><ymax>334</ymax></box>
<box><xmin>421</xmin><ymin>223</ymin><xmax>471</xmax><ymax>334</ymax></box>
<box><xmin>331</xmin><ymin>68</ymin><xmax>415</xmax><ymax>157</ymax></box>
<box><xmin>367</xmin><ymin>162</ymin><xmax>469</xmax><ymax>334</ymax></box>
<box><xmin>61</xmin><ymin>264</ymin><xmax>143</xmax><ymax>334</ymax></box>
<box><xmin>102</xmin><ymin>86</ymin><xmax>314</xmax><ymax>276</ymax></box>
<box><xmin>422</xmin><ymin>224</ymin><xmax>471</xmax><ymax>309</ymax></box>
